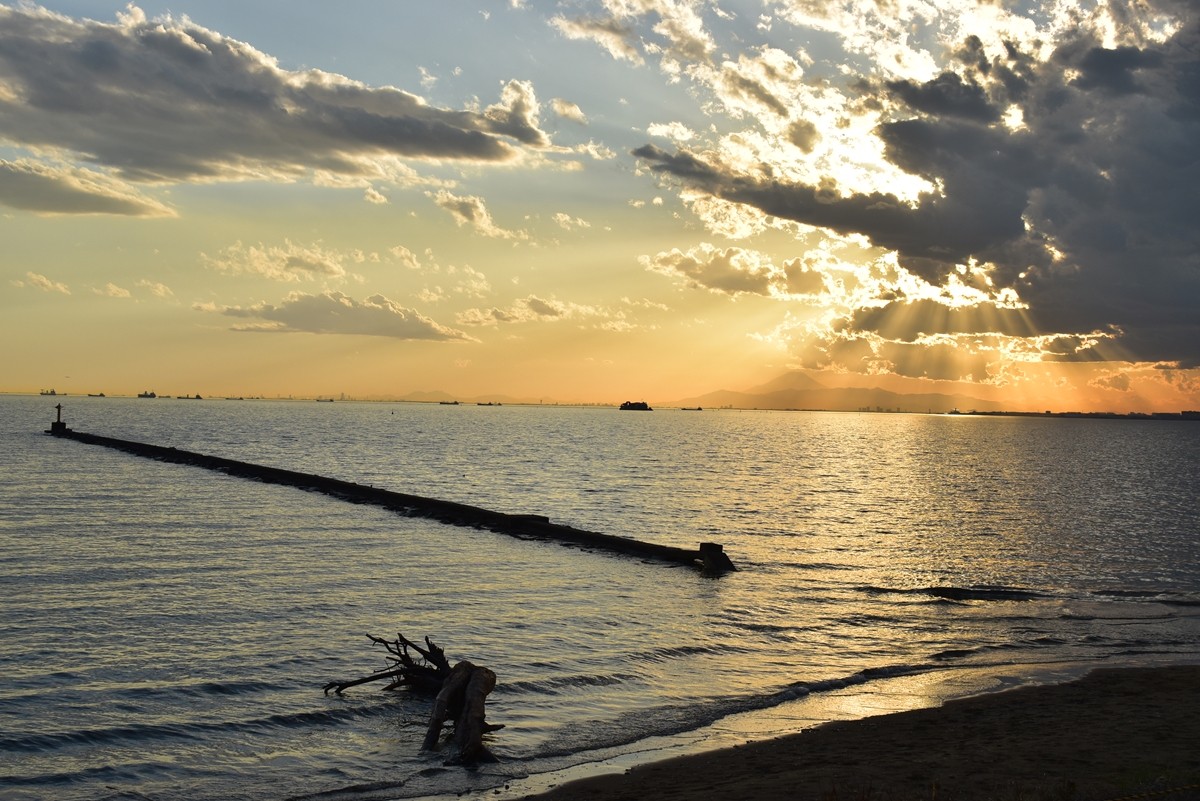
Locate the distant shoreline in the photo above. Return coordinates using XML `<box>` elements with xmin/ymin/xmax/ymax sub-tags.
<box><xmin>6</xmin><ymin>391</ymin><xmax>1198</xmax><ymax>419</ymax></box>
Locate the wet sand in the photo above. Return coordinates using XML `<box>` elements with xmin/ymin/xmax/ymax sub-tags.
<box><xmin>523</xmin><ymin>665</ymin><xmax>1200</xmax><ymax>801</ymax></box>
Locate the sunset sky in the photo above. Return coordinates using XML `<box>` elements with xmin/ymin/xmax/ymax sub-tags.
<box><xmin>2</xmin><ymin>0</ymin><xmax>1198</xmax><ymax>411</ymax></box>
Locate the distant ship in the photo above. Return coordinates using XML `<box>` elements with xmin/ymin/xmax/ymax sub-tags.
<box><xmin>138</xmin><ymin>391</ymin><xmax>157</xmax><ymax>398</ymax></box>
<box><xmin>40</xmin><ymin>389</ymin><xmax>57</xmax><ymax>396</ymax></box>
<box><xmin>177</xmin><ymin>394</ymin><xmax>203</xmax><ymax>400</ymax></box>
<box><xmin>619</xmin><ymin>400</ymin><xmax>652</xmax><ymax>411</ymax></box>
<box><xmin>87</xmin><ymin>393</ymin><xmax>105</xmax><ymax>398</ymax></box>
<box><xmin>316</xmin><ymin>398</ymin><xmax>334</xmax><ymax>402</ymax></box>
<box><xmin>439</xmin><ymin>400</ymin><xmax>460</xmax><ymax>405</ymax></box>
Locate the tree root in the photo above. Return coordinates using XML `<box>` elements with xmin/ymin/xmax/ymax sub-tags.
<box><xmin>323</xmin><ymin>633</ymin><xmax>503</xmax><ymax>764</ymax></box>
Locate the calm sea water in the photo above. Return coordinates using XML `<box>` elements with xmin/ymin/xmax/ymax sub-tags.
<box><xmin>2</xmin><ymin>395</ymin><xmax>1198</xmax><ymax>801</ymax></box>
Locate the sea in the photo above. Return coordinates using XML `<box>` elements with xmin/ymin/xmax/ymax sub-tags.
<box><xmin>2</xmin><ymin>394</ymin><xmax>1198</xmax><ymax>801</ymax></box>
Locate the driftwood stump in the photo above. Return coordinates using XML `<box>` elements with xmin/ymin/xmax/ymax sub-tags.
<box><xmin>421</xmin><ymin>660</ymin><xmax>500</xmax><ymax>764</ymax></box>
<box><xmin>323</xmin><ymin>634</ymin><xmax>502</xmax><ymax>764</ymax></box>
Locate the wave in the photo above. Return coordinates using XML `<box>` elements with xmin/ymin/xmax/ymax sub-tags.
<box><xmin>529</xmin><ymin>662</ymin><xmax>935</xmax><ymax>758</ymax></box>
<box><xmin>0</xmin><ymin>700</ymin><xmax>408</xmax><ymax>754</ymax></box>
<box><xmin>502</xmin><ymin>673</ymin><xmax>639</xmax><ymax>695</ymax></box>
<box><xmin>859</xmin><ymin>585</ymin><xmax>1200</xmax><ymax>607</ymax></box>
<box><xmin>117</xmin><ymin>679</ymin><xmax>279</xmax><ymax>699</ymax></box>
<box><xmin>1090</xmin><ymin>589</ymin><xmax>1200</xmax><ymax>607</ymax></box>
<box><xmin>627</xmin><ymin>642</ymin><xmax>753</xmax><ymax>663</ymax></box>
<box><xmin>856</xmin><ymin>585</ymin><xmax>1055</xmax><ymax>602</ymax></box>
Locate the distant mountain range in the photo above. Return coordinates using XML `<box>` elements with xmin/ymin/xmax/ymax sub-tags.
<box><xmin>668</xmin><ymin>371</ymin><xmax>1006</xmax><ymax>413</ymax></box>
<box><xmin>398</xmin><ymin>371</ymin><xmax>1005</xmax><ymax>413</ymax></box>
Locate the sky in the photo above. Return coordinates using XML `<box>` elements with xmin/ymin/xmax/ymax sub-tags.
<box><xmin>2</xmin><ymin>0</ymin><xmax>1198</xmax><ymax>411</ymax></box>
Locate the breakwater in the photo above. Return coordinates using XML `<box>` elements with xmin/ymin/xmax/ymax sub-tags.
<box><xmin>45</xmin><ymin>421</ymin><xmax>735</xmax><ymax>574</ymax></box>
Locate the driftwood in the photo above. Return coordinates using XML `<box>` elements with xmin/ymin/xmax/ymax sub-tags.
<box><xmin>421</xmin><ymin>660</ymin><xmax>501</xmax><ymax>764</ymax></box>
<box><xmin>323</xmin><ymin>634</ymin><xmax>502</xmax><ymax>764</ymax></box>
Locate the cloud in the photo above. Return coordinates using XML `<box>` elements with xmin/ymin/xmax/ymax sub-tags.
<box><xmin>389</xmin><ymin>245</ymin><xmax>423</xmax><ymax>270</ymax></box>
<box><xmin>457</xmin><ymin>294</ymin><xmax>605</xmax><ymax>326</ymax></box>
<box><xmin>210</xmin><ymin>290</ymin><xmax>473</xmax><ymax>340</ymax></box>
<box><xmin>483</xmin><ymin>79</ymin><xmax>550</xmax><ymax>147</ymax></box>
<box><xmin>646</xmin><ymin>121</ymin><xmax>696</xmax><ymax>142</ymax></box>
<box><xmin>551</xmin><ymin>97</ymin><xmax>588</xmax><ymax>124</ymax></box>
<box><xmin>0</xmin><ymin>159</ymin><xmax>174</xmax><ymax>216</ymax></box>
<box><xmin>641</xmin><ymin>244</ymin><xmax>780</xmax><ymax>297</ymax></box>
<box><xmin>136</xmin><ymin>279</ymin><xmax>174</xmax><ymax>298</ymax></box>
<box><xmin>430</xmin><ymin>190</ymin><xmax>527</xmax><ymax>239</ymax></box>
<box><xmin>16</xmin><ymin>271</ymin><xmax>70</xmax><ymax>294</ymax></box>
<box><xmin>552</xmin><ymin>1</ymin><xmax>713</xmax><ymax>72</ymax></box>
<box><xmin>715</xmin><ymin>47</ymin><xmax>803</xmax><ymax>118</ymax></box>
<box><xmin>0</xmin><ymin>4</ymin><xmax>551</xmax><ymax>189</ymax></box>
<box><xmin>202</xmin><ymin>240</ymin><xmax>352</xmax><ymax>282</ymax></box>
<box><xmin>552</xmin><ymin>212</ymin><xmax>591</xmax><ymax>231</ymax></box>
<box><xmin>551</xmin><ymin>15</ymin><xmax>644</xmax><ymax>65</ymax></box>
<box><xmin>574</xmin><ymin>139</ymin><xmax>617</xmax><ymax>160</ymax></box>
<box><xmin>631</xmin><ymin>1</ymin><xmax>1200</xmax><ymax>368</ymax></box>
<box><xmin>448</xmin><ymin>265</ymin><xmax>491</xmax><ymax>298</ymax></box>
<box><xmin>94</xmin><ymin>282</ymin><xmax>131</xmax><ymax>298</ymax></box>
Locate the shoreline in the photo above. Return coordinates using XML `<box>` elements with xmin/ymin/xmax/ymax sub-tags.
<box><xmin>506</xmin><ymin>664</ymin><xmax>1200</xmax><ymax>801</ymax></box>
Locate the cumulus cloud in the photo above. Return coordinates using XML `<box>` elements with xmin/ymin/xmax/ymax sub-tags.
<box><xmin>551</xmin><ymin>0</ymin><xmax>713</xmax><ymax>71</ymax></box>
<box><xmin>551</xmin><ymin>98</ymin><xmax>588</xmax><ymax>124</ymax></box>
<box><xmin>209</xmin><ymin>290</ymin><xmax>473</xmax><ymax>340</ymax></box>
<box><xmin>202</xmin><ymin>240</ymin><xmax>352</xmax><ymax>282</ymax></box>
<box><xmin>483</xmin><ymin>79</ymin><xmax>550</xmax><ymax>147</ymax></box>
<box><xmin>430</xmin><ymin>190</ymin><xmax>527</xmax><ymax>239</ymax></box>
<box><xmin>0</xmin><ymin>4</ymin><xmax>551</xmax><ymax>198</ymax></box>
<box><xmin>552</xmin><ymin>212</ymin><xmax>591</xmax><ymax>231</ymax></box>
<box><xmin>551</xmin><ymin>14</ymin><xmax>644</xmax><ymax>65</ymax></box>
<box><xmin>389</xmin><ymin>245</ymin><xmax>423</xmax><ymax>270</ymax></box>
<box><xmin>95</xmin><ymin>282</ymin><xmax>131</xmax><ymax>298</ymax></box>
<box><xmin>16</xmin><ymin>271</ymin><xmax>70</xmax><ymax>294</ymax></box>
<box><xmin>642</xmin><ymin>244</ymin><xmax>780</xmax><ymax>296</ymax></box>
<box><xmin>136</xmin><ymin>279</ymin><xmax>174</xmax><ymax>298</ymax></box>
<box><xmin>448</xmin><ymin>265</ymin><xmax>491</xmax><ymax>297</ymax></box>
<box><xmin>457</xmin><ymin>294</ymin><xmax>605</xmax><ymax>326</ymax></box>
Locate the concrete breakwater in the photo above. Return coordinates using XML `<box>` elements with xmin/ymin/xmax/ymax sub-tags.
<box><xmin>45</xmin><ymin>421</ymin><xmax>735</xmax><ymax>574</ymax></box>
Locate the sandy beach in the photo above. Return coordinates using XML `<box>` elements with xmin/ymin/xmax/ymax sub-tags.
<box><xmin>524</xmin><ymin>665</ymin><xmax>1200</xmax><ymax>801</ymax></box>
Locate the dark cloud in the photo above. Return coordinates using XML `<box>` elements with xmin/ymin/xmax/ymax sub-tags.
<box><xmin>0</xmin><ymin>6</ymin><xmax>549</xmax><ymax>187</ymax></box>
<box><xmin>634</xmin><ymin>3</ymin><xmax>1200</xmax><ymax>367</ymax></box>
<box><xmin>886</xmin><ymin>72</ymin><xmax>1001</xmax><ymax>122</ymax></box>
<box><xmin>1066</xmin><ymin>44</ymin><xmax>1164</xmax><ymax>94</ymax></box>
<box><xmin>786</xmin><ymin>120</ymin><xmax>820</xmax><ymax>152</ymax></box>
<box><xmin>633</xmin><ymin>138</ymin><xmax>1036</xmax><ymax>280</ymax></box>
<box><xmin>216</xmin><ymin>291</ymin><xmax>473</xmax><ymax>340</ymax></box>
<box><xmin>722</xmin><ymin>70</ymin><xmax>789</xmax><ymax>116</ymax></box>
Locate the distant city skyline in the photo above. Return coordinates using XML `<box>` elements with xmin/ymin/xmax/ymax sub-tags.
<box><xmin>3</xmin><ymin>1</ymin><xmax>1198</xmax><ymax>413</ymax></box>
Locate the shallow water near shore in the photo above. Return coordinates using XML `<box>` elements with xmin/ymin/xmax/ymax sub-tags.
<box><xmin>2</xmin><ymin>395</ymin><xmax>1198</xmax><ymax>800</ymax></box>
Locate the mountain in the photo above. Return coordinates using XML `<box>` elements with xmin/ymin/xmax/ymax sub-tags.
<box><xmin>670</xmin><ymin>371</ymin><xmax>1003</xmax><ymax>413</ymax></box>
<box><xmin>741</xmin><ymin>371</ymin><xmax>826</xmax><ymax>394</ymax></box>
